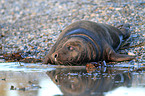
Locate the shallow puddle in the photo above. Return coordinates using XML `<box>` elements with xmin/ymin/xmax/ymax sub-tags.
<box><xmin>0</xmin><ymin>62</ymin><xmax>145</xmax><ymax>96</ymax></box>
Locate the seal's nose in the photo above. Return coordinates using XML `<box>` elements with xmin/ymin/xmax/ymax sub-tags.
<box><xmin>54</xmin><ymin>53</ymin><xmax>58</xmax><ymax>58</ymax></box>
<box><xmin>51</xmin><ymin>53</ymin><xmax>58</xmax><ymax>62</ymax></box>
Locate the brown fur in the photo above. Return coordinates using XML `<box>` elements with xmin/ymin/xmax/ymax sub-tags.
<box><xmin>43</xmin><ymin>20</ymin><xmax>135</xmax><ymax>65</ymax></box>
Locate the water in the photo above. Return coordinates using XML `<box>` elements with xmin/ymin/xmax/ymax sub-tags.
<box><xmin>0</xmin><ymin>62</ymin><xmax>145</xmax><ymax>96</ymax></box>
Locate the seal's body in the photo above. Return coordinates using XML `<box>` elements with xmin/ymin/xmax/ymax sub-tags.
<box><xmin>44</xmin><ymin>21</ymin><xmax>135</xmax><ymax>65</ymax></box>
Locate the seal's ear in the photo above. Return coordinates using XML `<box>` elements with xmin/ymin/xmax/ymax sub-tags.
<box><xmin>108</xmin><ymin>49</ymin><xmax>136</xmax><ymax>62</ymax></box>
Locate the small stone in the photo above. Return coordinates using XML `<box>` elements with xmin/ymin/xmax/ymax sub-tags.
<box><xmin>128</xmin><ymin>52</ymin><xmax>136</xmax><ymax>56</ymax></box>
<box><xmin>143</xmin><ymin>34</ymin><xmax>145</xmax><ymax>37</ymax></box>
<box><xmin>115</xmin><ymin>8</ymin><xmax>122</xmax><ymax>11</ymax></box>
<box><xmin>132</xmin><ymin>34</ymin><xmax>138</xmax><ymax>38</ymax></box>
<box><xmin>1</xmin><ymin>9</ymin><xmax>5</xmax><ymax>14</ymax></box>
<box><xmin>0</xmin><ymin>59</ymin><xmax>5</xmax><ymax>62</ymax></box>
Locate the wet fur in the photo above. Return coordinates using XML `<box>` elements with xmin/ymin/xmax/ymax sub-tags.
<box><xmin>43</xmin><ymin>20</ymin><xmax>135</xmax><ymax>65</ymax></box>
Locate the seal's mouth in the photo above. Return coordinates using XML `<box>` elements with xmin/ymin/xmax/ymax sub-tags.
<box><xmin>52</xmin><ymin>53</ymin><xmax>81</xmax><ymax>65</ymax></box>
<box><xmin>54</xmin><ymin>58</ymin><xmax>57</xmax><ymax>62</ymax></box>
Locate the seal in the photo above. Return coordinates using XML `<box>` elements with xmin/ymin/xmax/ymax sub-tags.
<box><xmin>46</xmin><ymin>68</ymin><xmax>132</xmax><ymax>95</ymax></box>
<box><xmin>43</xmin><ymin>20</ymin><xmax>135</xmax><ymax>65</ymax></box>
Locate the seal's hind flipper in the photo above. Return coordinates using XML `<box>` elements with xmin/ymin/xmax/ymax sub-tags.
<box><xmin>108</xmin><ymin>49</ymin><xmax>135</xmax><ymax>62</ymax></box>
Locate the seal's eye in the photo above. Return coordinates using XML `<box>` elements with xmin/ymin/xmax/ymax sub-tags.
<box><xmin>67</xmin><ymin>46</ymin><xmax>74</xmax><ymax>51</ymax></box>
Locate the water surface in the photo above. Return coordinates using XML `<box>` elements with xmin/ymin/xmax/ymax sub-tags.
<box><xmin>0</xmin><ymin>62</ymin><xmax>145</xmax><ymax>96</ymax></box>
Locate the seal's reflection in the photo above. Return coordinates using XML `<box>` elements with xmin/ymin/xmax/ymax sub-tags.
<box><xmin>46</xmin><ymin>67</ymin><xmax>132</xmax><ymax>96</ymax></box>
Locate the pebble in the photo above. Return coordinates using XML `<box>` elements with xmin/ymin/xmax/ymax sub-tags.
<box><xmin>0</xmin><ymin>59</ymin><xmax>5</xmax><ymax>63</ymax></box>
<box><xmin>128</xmin><ymin>52</ymin><xmax>136</xmax><ymax>56</ymax></box>
<box><xmin>0</xmin><ymin>0</ymin><xmax>144</xmax><ymax>64</ymax></box>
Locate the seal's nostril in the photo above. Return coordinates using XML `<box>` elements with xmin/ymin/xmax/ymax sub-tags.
<box><xmin>54</xmin><ymin>54</ymin><xmax>58</xmax><ymax>58</ymax></box>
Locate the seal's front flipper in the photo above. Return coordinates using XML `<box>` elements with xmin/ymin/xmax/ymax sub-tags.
<box><xmin>108</xmin><ymin>50</ymin><xmax>135</xmax><ymax>62</ymax></box>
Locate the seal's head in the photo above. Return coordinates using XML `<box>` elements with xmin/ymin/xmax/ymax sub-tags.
<box><xmin>47</xmin><ymin>37</ymin><xmax>94</xmax><ymax>65</ymax></box>
<box><xmin>51</xmin><ymin>38</ymin><xmax>87</xmax><ymax>65</ymax></box>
